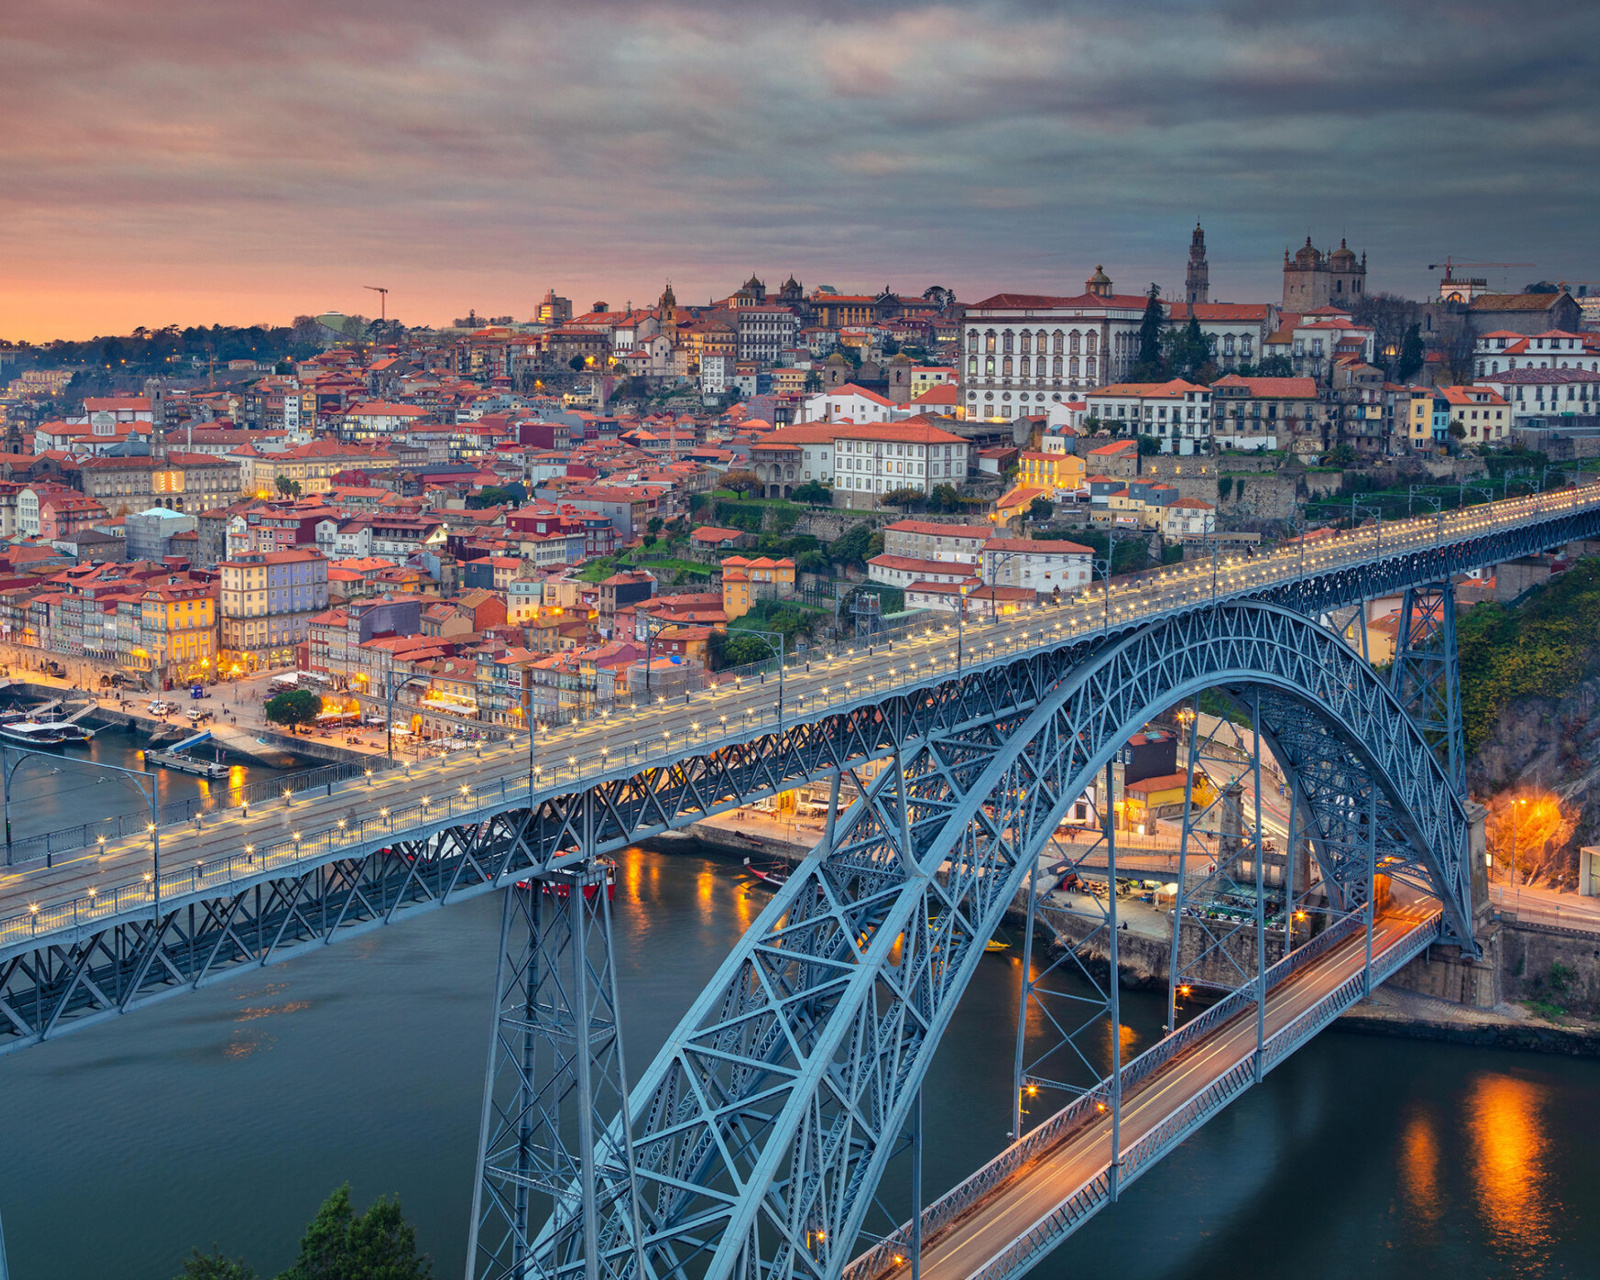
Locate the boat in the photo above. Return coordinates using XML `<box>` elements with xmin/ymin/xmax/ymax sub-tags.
<box><xmin>984</xmin><ymin>939</ymin><xmax>1011</xmax><ymax>954</ymax></box>
<box><xmin>742</xmin><ymin>856</ymin><xmax>789</xmax><ymax>888</ymax></box>
<box><xmin>0</xmin><ymin>721</ymin><xmax>69</xmax><ymax>747</ymax></box>
<box><xmin>146</xmin><ymin>729</ymin><xmax>230</xmax><ymax>778</ymax></box>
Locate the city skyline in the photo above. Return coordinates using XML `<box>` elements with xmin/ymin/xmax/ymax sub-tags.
<box><xmin>5</xmin><ymin>0</ymin><xmax>1598</xmax><ymax>341</ymax></box>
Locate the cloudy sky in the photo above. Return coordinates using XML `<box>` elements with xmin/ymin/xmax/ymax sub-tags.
<box><xmin>3</xmin><ymin>0</ymin><xmax>1596</xmax><ymax>340</ymax></box>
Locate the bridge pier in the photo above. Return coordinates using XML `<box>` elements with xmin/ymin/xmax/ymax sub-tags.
<box><xmin>466</xmin><ymin>842</ymin><xmax>644</xmax><ymax>1280</ymax></box>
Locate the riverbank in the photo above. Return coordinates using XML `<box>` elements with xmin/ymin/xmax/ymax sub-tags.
<box><xmin>1335</xmin><ymin>985</ymin><xmax>1600</xmax><ymax>1056</ymax></box>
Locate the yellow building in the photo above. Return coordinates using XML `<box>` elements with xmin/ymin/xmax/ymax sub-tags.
<box><xmin>992</xmin><ymin>485</ymin><xmax>1051</xmax><ymax>525</ymax></box>
<box><xmin>138</xmin><ymin>581</ymin><xmax>217</xmax><ymax>684</ymax></box>
<box><xmin>1018</xmin><ymin>450</ymin><xmax>1086</xmax><ymax>495</ymax></box>
<box><xmin>722</xmin><ymin>568</ymin><xmax>752</xmax><ymax>621</ymax></box>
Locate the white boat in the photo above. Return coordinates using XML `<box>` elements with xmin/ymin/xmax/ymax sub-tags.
<box><xmin>0</xmin><ymin>721</ymin><xmax>68</xmax><ymax>747</ymax></box>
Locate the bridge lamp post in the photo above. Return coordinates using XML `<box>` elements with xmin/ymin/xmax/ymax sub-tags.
<box><xmin>1352</xmin><ymin>501</ymin><xmax>1385</xmax><ymax>555</ymax></box>
<box><xmin>384</xmin><ymin>671</ymin><xmax>429</xmax><ymax>765</ymax></box>
<box><xmin>731</xmin><ymin>629</ymin><xmax>787</xmax><ymax>737</ymax></box>
<box><xmin>983</xmin><ymin>548</ymin><xmax>1026</xmax><ymax>623</ymax></box>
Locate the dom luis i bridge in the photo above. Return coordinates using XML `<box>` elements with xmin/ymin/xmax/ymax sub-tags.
<box><xmin>2</xmin><ymin>483</ymin><xmax>1599</xmax><ymax>1280</ymax></box>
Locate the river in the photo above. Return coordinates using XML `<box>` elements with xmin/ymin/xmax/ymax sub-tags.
<box><xmin>0</xmin><ymin>838</ymin><xmax>1594</xmax><ymax>1279</ymax></box>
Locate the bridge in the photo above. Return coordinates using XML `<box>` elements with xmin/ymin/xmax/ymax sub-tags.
<box><xmin>1</xmin><ymin>483</ymin><xmax>1597</xmax><ymax>1280</ymax></box>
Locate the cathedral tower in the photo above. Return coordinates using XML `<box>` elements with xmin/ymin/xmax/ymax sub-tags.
<box><xmin>1186</xmin><ymin>223</ymin><xmax>1209</xmax><ymax>305</ymax></box>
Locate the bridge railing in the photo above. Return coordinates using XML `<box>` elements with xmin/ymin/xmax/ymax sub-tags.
<box><xmin>847</xmin><ymin>912</ymin><xmax>1368</xmax><ymax>1280</ymax></box>
<box><xmin>951</xmin><ymin>911</ymin><xmax>1444</xmax><ymax>1280</ymax></box>
<box><xmin>3</xmin><ymin>757</ymin><xmax>398</xmax><ymax>867</ymax></box>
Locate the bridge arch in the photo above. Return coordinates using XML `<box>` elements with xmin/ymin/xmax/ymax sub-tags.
<box><xmin>526</xmin><ymin>602</ymin><xmax>1472</xmax><ymax>1280</ymax></box>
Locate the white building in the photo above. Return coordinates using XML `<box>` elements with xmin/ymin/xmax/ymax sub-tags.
<box><xmin>1163</xmin><ymin>303</ymin><xmax>1278</xmax><ymax>371</ymax></box>
<box><xmin>1475</xmin><ymin>368</ymin><xmax>1600</xmax><ymax>422</ymax></box>
<box><xmin>750</xmin><ymin>418</ymin><xmax>971</xmax><ymax>507</ymax></box>
<box><xmin>979</xmin><ymin>537</ymin><xmax>1094</xmax><ymax>594</ymax></box>
<box><xmin>1475</xmin><ymin>329</ymin><xmax>1600</xmax><ymax>377</ymax></box>
<box><xmin>735</xmin><ymin>307</ymin><xmax>800</xmax><ymax>364</ymax></box>
<box><xmin>796</xmin><ymin>383</ymin><xmax>895</xmax><ymax>424</ymax></box>
<box><xmin>959</xmin><ymin>269</ymin><xmax>1151</xmax><ymax>421</ymax></box>
<box><xmin>867</xmin><ymin>555</ymin><xmax>974</xmax><ymax>591</ymax></box>
<box><xmin>1084</xmin><ymin>380</ymin><xmax>1212</xmax><ymax>454</ymax></box>
<box><xmin>700</xmin><ymin>352</ymin><xmax>735</xmax><ymax>399</ymax></box>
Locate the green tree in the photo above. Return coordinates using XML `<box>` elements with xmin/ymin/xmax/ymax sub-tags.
<box><xmin>175</xmin><ymin>1247</ymin><xmax>256</xmax><ymax>1280</ymax></box>
<box><xmin>1131</xmin><ymin>284</ymin><xmax>1167</xmax><ymax>379</ymax></box>
<box><xmin>279</xmin><ymin>1185</ymin><xmax>431</xmax><ymax>1280</ymax></box>
<box><xmin>1255</xmin><ymin>354</ymin><xmax>1294</xmax><ymax>377</ymax></box>
<box><xmin>647</xmin><ymin>516</ymin><xmax>664</xmax><ymax>537</ymax></box>
<box><xmin>1163</xmin><ymin>315</ymin><xmax>1210</xmax><ymax>380</ymax></box>
<box><xmin>795</xmin><ymin>548</ymin><xmax>830</xmax><ymax>573</ymax></box>
<box><xmin>1396</xmin><ymin>324</ymin><xmax>1426</xmax><ymax>382</ymax></box>
<box><xmin>1322</xmin><ymin>443</ymin><xmax>1358</xmax><ymax>467</ymax></box>
<box><xmin>264</xmin><ymin>688</ymin><xmax>321</xmax><ymax>730</ymax></box>
<box><xmin>879</xmin><ymin>486</ymin><xmax>924</xmax><ymax>512</ymax></box>
<box><xmin>930</xmin><ymin>482</ymin><xmax>961</xmax><ymax>512</ymax></box>
<box><xmin>1028</xmin><ymin>496</ymin><xmax>1054</xmax><ymax>522</ymax></box>
<box><xmin>829</xmin><ymin>524</ymin><xmax>873</xmax><ymax>567</ymax></box>
<box><xmin>568</xmin><ymin>355</ymin><xmax>586</xmax><ymax>372</ymax></box>
<box><xmin>274</xmin><ymin>476</ymin><xmax>303</xmax><ymax>499</ymax></box>
<box><xmin>1217</xmin><ymin>476</ymin><xmax>1233</xmax><ymax>502</ymax></box>
<box><xmin>1137</xmin><ymin>435</ymin><xmax>1162</xmax><ymax>455</ymax></box>
<box><xmin>792</xmin><ymin>480</ymin><xmax>831</xmax><ymax>505</ymax></box>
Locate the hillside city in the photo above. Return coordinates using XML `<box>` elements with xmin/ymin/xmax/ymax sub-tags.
<box><xmin>1</xmin><ymin>232</ymin><xmax>1597</xmax><ymax>745</ymax></box>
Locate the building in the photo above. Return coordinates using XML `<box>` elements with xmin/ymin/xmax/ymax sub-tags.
<box><xmin>218</xmin><ymin>547</ymin><xmax>331</xmax><ymax>671</ymax></box>
<box><xmin>1466</xmin><ymin>291</ymin><xmax>1583</xmax><ymax>339</ymax></box>
<box><xmin>1474</xmin><ymin>330</ymin><xmax>1598</xmax><ymax>377</ymax></box>
<box><xmin>959</xmin><ymin>270</ymin><xmax>1151</xmax><ymax>420</ymax></box>
<box><xmin>1017</xmin><ymin>450</ymin><xmax>1087</xmax><ymax>495</ymax></box>
<box><xmin>76</xmin><ymin>453</ymin><xmax>242</xmax><ymax>515</ymax></box>
<box><xmin>980</xmin><ymin>537</ymin><xmax>1093</xmax><ymax>596</ymax></box>
<box><xmin>829</xmin><ymin>419</ymin><xmax>970</xmax><ymax>508</ymax></box>
<box><xmin>1162</xmin><ymin>303</ymin><xmax>1278</xmax><ymax>373</ymax></box>
<box><xmin>1084</xmin><ymin>380</ymin><xmax>1211</xmax><ymax>454</ymax></box>
<box><xmin>137</xmin><ymin>577</ymin><xmax>217</xmax><ymax>687</ymax></box>
<box><xmin>881</xmin><ymin>520</ymin><xmax>994</xmax><ymax>565</ymax></box>
<box><xmin>1281</xmin><ymin>237</ymin><xmax>1367</xmax><ymax>311</ymax></box>
<box><xmin>1208</xmin><ymin>375</ymin><xmax>1321</xmax><ymax>451</ymax></box>
<box><xmin>1438</xmin><ymin>386</ymin><xmax>1511</xmax><ymax>443</ymax></box>
<box><xmin>125</xmin><ymin>507</ymin><xmax>198</xmax><ymax>562</ymax></box>
<box><xmin>1477</xmin><ymin>367</ymin><xmax>1600</xmax><ymax>424</ymax></box>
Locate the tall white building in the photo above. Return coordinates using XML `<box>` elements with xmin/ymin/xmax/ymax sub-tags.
<box><xmin>960</xmin><ymin>269</ymin><xmax>1150</xmax><ymax>421</ymax></box>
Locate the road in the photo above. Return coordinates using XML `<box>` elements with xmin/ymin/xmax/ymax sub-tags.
<box><xmin>900</xmin><ymin>905</ymin><xmax>1434</xmax><ymax>1280</ymax></box>
<box><xmin>0</xmin><ymin>484</ymin><xmax>1593</xmax><ymax>947</ymax></box>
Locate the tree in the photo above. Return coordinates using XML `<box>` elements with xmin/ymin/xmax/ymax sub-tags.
<box><xmin>922</xmin><ymin>285</ymin><xmax>955</xmax><ymax>310</ymax></box>
<box><xmin>468</xmin><ymin>483</ymin><xmax>526</xmax><ymax>509</ymax></box>
<box><xmin>274</xmin><ymin>476</ymin><xmax>303</xmax><ymax>498</ymax></box>
<box><xmin>646</xmin><ymin>516</ymin><xmax>664</xmax><ymax>537</ymax></box>
<box><xmin>568</xmin><ymin>355</ymin><xmax>586</xmax><ymax>372</ymax></box>
<box><xmin>828</xmin><ymin>523</ymin><xmax>874</xmax><ymax>568</ymax></box>
<box><xmin>792</xmin><ymin>480</ymin><xmax>831</xmax><ymax>505</ymax></box>
<box><xmin>1163</xmin><ymin>315</ymin><xmax>1210</xmax><ymax>380</ymax></box>
<box><xmin>795</xmin><ymin>548</ymin><xmax>830</xmax><ymax>574</ymax></box>
<box><xmin>1322</xmin><ymin>443</ymin><xmax>1358</xmax><ymax>467</ymax></box>
<box><xmin>1524</xmin><ymin>281</ymin><xmax>1560</xmax><ymax>294</ymax></box>
<box><xmin>1137</xmin><ymin>435</ymin><xmax>1162</xmax><ymax>455</ymax></box>
<box><xmin>1486</xmin><ymin>789</ymin><xmax>1576</xmax><ymax>887</ymax></box>
<box><xmin>1028</xmin><ymin>496</ymin><xmax>1054</xmax><ymax>522</ymax></box>
<box><xmin>264</xmin><ymin>688</ymin><xmax>320</xmax><ymax>730</ymax></box>
<box><xmin>721</xmin><ymin>469</ymin><xmax>763</xmax><ymax>497</ymax></box>
<box><xmin>1448</xmin><ymin>422</ymin><xmax>1467</xmax><ymax>440</ymax></box>
<box><xmin>1131</xmin><ymin>284</ymin><xmax>1167</xmax><ymax>380</ymax></box>
<box><xmin>1254</xmin><ymin>354</ymin><xmax>1294</xmax><ymax>377</ymax></box>
<box><xmin>803</xmin><ymin>372</ymin><xmax>822</xmax><ymax>392</ymax></box>
<box><xmin>1396</xmin><ymin>324</ymin><xmax>1426</xmax><ymax>382</ymax></box>
<box><xmin>930</xmin><ymin>482</ymin><xmax>961</xmax><ymax>512</ymax></box>
<box><xmin>279</xmin><ymin>1185</ymin><xmax>432</xmax><ymax>1280</ymax></box>
<box><xmin>879</xmin><ymin>487</ymin><xmax>924</xmax><ymax>512</ymax></box>
<box><xmin>175</xmin><ymin>1247</ymin><xmax>256</xmax><ymax>1280</ymax></box>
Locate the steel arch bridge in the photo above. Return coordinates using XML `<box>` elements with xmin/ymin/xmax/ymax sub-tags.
<box><xmin>497</xmin><ymin>601</ymin><xmax>1472</xmax><ymax>1280</ymax></box>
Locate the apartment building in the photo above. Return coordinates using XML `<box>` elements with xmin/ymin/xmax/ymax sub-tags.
<box><xmin>219</xmin><ymin>547</ymin><xmax>330</xmax><ymax>671</ymax></box>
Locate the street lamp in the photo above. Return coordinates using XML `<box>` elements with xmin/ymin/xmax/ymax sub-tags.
<box><xmin>732</xmin><ymin>629</ymin><xmax>787</xmax><ymax>735</ymax></box>
<box><xmin>385</xmin><ymin>670</ymin><xmax>429</xmax><ymax>763</ymax></box>
<box><xmin>983</xmin><ymin>548</ymin><xmax>1026</xmax><ymax>623</ymax></box>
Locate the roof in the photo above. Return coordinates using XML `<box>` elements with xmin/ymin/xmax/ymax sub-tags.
<box><xmin>867</xmin><ymin>554</ymin><xmax>975</xmax><ymax>576</ymax></box>
<box><xmin>883</xmin><ymin>519</ymin><xmax>994</xmax><ymax>540</ymax></box>
<box><xmin>1470</xmin><ymin>293</ymin><xmax>1572</xmax><ymax>312</ymax></box>
<box><xmin>820</xmin><ymin>383</ymin><xmax>894</xmax><ymax>407</ymax></box>
<box><xmin>1088</xmin><ymin>380</ymin><xmax>1209</xmax><ymax>399</ymax></box>
<box><xmin>1210</xmin><ymin>375</ymin><xmax>1319</xmax><ymax>398</ymax></box>
<box><xmin>983</xmin><ymin>537</ymin><xmax>1093</xmax><ymax>555</ymax></box>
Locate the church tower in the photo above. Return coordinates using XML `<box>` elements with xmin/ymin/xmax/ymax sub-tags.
<box><xmin>1186</xmin><ymin>223</ymin><xmax>1210</xmax><ymax>305</ymax></box>
<box><xmin>659</xmin><ymin>282</ymin><xmax>678</xmax><ymax>345</ymax></box>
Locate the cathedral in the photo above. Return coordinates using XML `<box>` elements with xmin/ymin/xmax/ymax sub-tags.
<box><xmin>1282</xmin><ymin>237</ymin><xmax>1367</xmax><ymax>311</ymax></box>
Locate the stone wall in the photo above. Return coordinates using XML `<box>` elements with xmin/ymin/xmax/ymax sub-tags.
<box><xmin>796</xmin><ymin>508</ymin><xmax>883</xmax><ymax>541</ymax></box>
<box><xmin>1499</xmin><ymin>917</ymin><xmax>1600</xmax><ymax>1015</ymax></box>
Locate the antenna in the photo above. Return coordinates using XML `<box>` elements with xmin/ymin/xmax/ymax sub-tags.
<box><xmin>364</xmin><ymin>285</ymin><xmax>390</xmax><ymax>322</ymax></box>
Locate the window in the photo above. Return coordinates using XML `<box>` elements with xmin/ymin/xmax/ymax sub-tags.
<box><xmin>1053</xmin><ymin>331</ymin><xmax>1064</xmax><ymax>354</ymax></box>
<box><xmin>1002</xmin><ymin>332</ymin><xmax>1014</xmax><ymax>354</ymax></box>
<box><xmin>1070</xmin><ymin>331</ymin><xmax>1081</xmax><ymax>354</ymax></box>
<box><xmin>1053</xmin><ymin>356</ymin><xmax>1063</xmax><ymax>377</ymax></box>
<box><xmin>1003</xmin><ymin>357</ymin><xmax>1013</xmax><ymax>376</ymax></box>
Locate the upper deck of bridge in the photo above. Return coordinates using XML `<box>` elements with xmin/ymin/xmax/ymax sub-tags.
<box><xmin>1</xmin><ymin>482</ymin><xmax>1596</xmax><ymax>957</ymax></box>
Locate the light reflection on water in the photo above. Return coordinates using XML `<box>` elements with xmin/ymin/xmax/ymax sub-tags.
<box><xmin>1468</xmin><ymin>1072</ymin><xmax>1555</xmax><ymax>1267</ymax></box>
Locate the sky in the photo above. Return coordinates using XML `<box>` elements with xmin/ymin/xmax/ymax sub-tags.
<box><xmin>3</xmin><ymin>0</ymin><xmax>1598</xmax><ymax>342</ymax></box>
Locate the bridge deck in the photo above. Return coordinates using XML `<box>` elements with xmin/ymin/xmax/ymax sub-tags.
<box><xmin>886</xmin><ymin>907</ymin><xmax>1436</xmax><ymax>1280</ymax></box>
<box><xmin>0</xmin><ymin>484</ymin><xmax>1593</xmax><ymax>956</ymax></box>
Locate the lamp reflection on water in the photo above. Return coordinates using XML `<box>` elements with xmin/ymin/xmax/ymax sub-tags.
<box><xmin>1468</xmin><ymin>1072</ymin><xmax>1552</xmax><ymax>1258</ymax></box>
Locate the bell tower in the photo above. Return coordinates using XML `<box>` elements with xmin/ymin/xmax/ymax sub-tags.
<box><xmin>1186</xmin><ymin>223</ymin><xmax>1209</xmax><ymax>305</ymax></box>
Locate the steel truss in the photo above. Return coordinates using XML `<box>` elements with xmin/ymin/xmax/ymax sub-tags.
<box><xmin>537</xmin><ymin>602</ymin><xmax>1472</xmax><ymax>1280</ymax></box>
<box><xmin>1389</xmin><ymin>581</ymin><xmax>1465</xmax><ymax>796</ymax></box>
<box><xmin>469</xmin><ymin>849</ymin><xmax>646</xmax><ymax>1280</ymax></box>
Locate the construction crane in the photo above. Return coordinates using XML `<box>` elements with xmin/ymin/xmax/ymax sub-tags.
<box><xmin>1427</xmin><ymin>258</ymin><xmax>1534</xmax><ymax>272</ymax></box>
<box><xmin>363</xmin><ymin>285</ymin><xmax>389</xmax><ymax>322</ymax></box>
